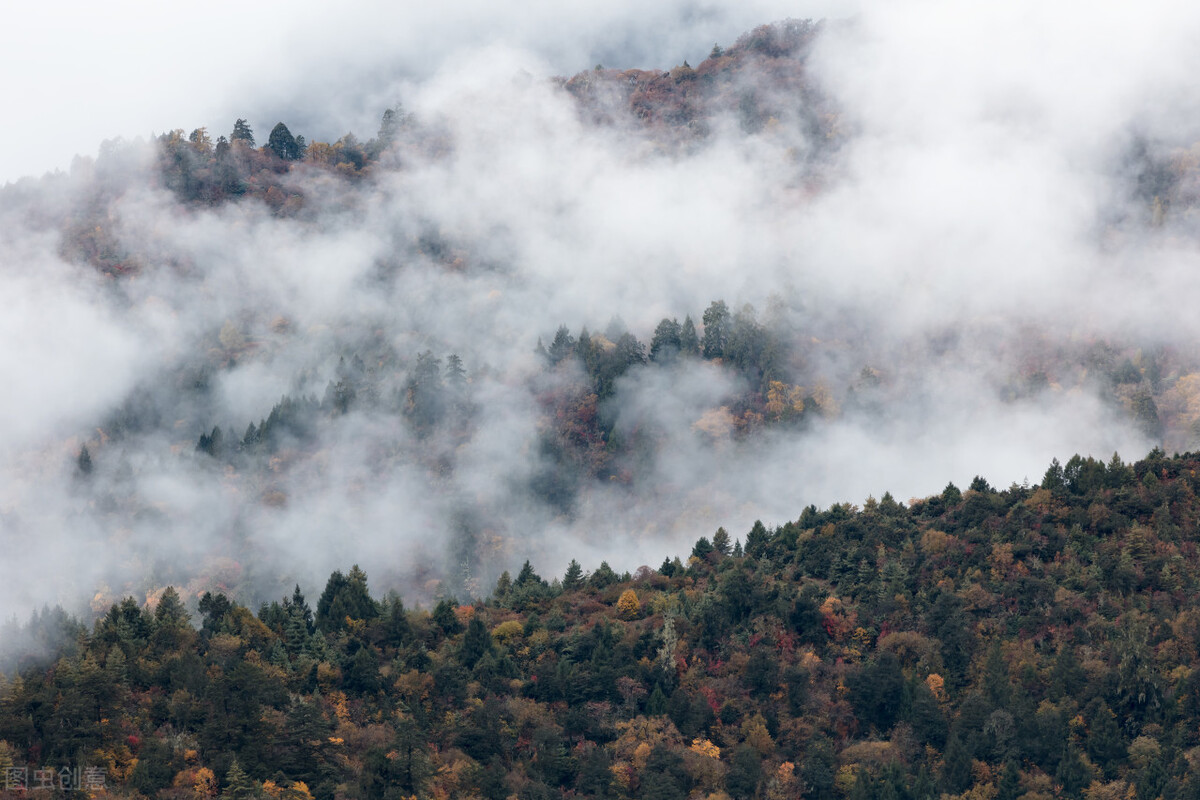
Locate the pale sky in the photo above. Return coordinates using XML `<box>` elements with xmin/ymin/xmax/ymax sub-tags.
<box><xmin>0</xmin><ymin>0</ymin><xmax>844</xmax><ymax>185</ymax></box>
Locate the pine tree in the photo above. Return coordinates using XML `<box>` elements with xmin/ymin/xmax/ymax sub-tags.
<box><xmin>940</xmin><ymin>732</ymin><xmax>972</xmax><ymax>793</ymax></box>
<box><xmin>290</xmin><ymin>585</ymin><xmax>314</xmax><ymax>632</ymax></box>
<box><xmin>680</xmin><ymin>315</ymin><xmax>700</xmax><ymax>355</ymax></box>
<box><xmin>459</xmin><ymin>616</ymin><xmax>494</xmax><ymax>668</ymax></box>
<box><xmin>76</xmin><ymin>445</ymin><xmax>93</xmax><ymax>476</ymax></box>
<box><xmin>745</xmin><ymin>520</ymin><xmax>770</xmax><ymax>557</ymax></box>
<box><xmin>446</xmin><ymin>353</ymin><xmax>467</xmax><ymax>386</ymax></box>
<box><xmin>381</xmin><ymin>594</ymin><xmax>411</xmax><ymax>646</ymax></box>
<box><xmin>712</xmin><ymin>527</ymin><xmax>732</xmax><ymax>555</ymax></box>
<box><xmin>154</xmin><ymin>587</ymin><xmax>190</xmax><ymax>628</ymax></box>
<box><xmin>432</xmin><ymin>597</ymin><xmax>463</xmax><ymax>635</ymax></box>
<box><xmin>547</xmin><ymin>326</ymin><xmax>576</xmax><ymax>365</ymax></box>
<box><xmin>562</xmin><ymin>559</ymin><xmax>584</xmax><ymax>591</ymax></box>
<box><xmin>284</xmin><ymin>608</ymin><xmax>310</xmax><ymax>656</ymax></box>
<box><xmin>315</xmin><ymin>566</ymin><xmax>378</xmax><ymax>632</ymax></box>
<box><xmin>1042</xmin><ymin>458</ymin><xmax>1066</xmax><ymax>492</ymax></box>
<box><xmin>702</xmin><ymin>300</ymin><xmax>730</xmax><ymax>359</ymax></box>
<box><xmin>231</xmin><ymin>119</ymin><xmax>255</xmax><ymax>147</ymax></box>
<box><xmin>221</xmin><ymin>759</ymin><xmax>259</xmax><ymax>800</ymax></box>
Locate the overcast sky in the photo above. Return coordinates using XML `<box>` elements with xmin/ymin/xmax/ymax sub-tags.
<box><xmin>0</xmin><ymin>0</ymin><xmax>852</xmax><ymax>185</ymax></box>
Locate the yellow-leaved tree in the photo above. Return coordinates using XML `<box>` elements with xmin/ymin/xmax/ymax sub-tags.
<box><xmin>617</xmin><ymin>589</ymin><xmax>641</xmax><ymax>619</ymax></box>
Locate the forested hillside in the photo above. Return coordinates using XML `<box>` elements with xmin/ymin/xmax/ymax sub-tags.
<box><xmin>5</xmin><ymin>449</ymin><xmax>1200</xmax><ymax>799</ymax></box>
<box><xmin>8</xmin><ymin>15</ymin><xmax>1200</xmax><ymax>799</ymax></box>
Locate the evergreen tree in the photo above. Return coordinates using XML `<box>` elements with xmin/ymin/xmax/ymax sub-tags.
<box><xmin>680</xmin><ymin>315</ymin><xmax>700</xmax><ymax>355</ymax></box>
<box><xmin>712</xmin><ymin>527</ymin><xmax>732</xmax><ymax>555</ymax></box>
<box><xmin>576</xmin><ymin>744</ymin><xmax>613</xmax><ymax>798</ymax></box>
<box><xmin>267</xmin><ymin>122</ymin><xmax>302</xmax><ymax>161</ymax></box>
<box><xmin>982</xmin><ymin>642</ymin><xmax>1012</xmax><ymax>709</ymax></box>
<box><xmin>1043</xmin><ymin>458</ymin><xmax>1066</xmax><ymax>492</ymax></box>
<box><xmin>1084</xmin><ymin>699</ymin><xmax>1125</xmax><ymax>773</ymax></box>
<box><xmin>432</xmin><ymin>597</ymin><xmax>463</xmax><ymax>636</ymax></box>
<box><xmin>648</xmin><ymin>685</ymin><xmax>668</xmax><ymax>715</ymax></box>
<box><xmin>493</xmin><ymin>571</ymin><xmax>512</xmax><ymax>601</ymax></box>
<box><xmin>745</xmin><ymin>520</ymin><xmax>770</xmax><ymax>557</ymax></box>
<box><xmin>547</xmin><ymin>326</ymin><xmax>576</xmax><ymax>365</ymax></box>
<box><xmin>562</xmin><ymin>559</ymin><xmax>584</xmax><ymax>591</ymax></box>
<box><xmin>221</xmin><ymin>759</ymin><xmax>259</xmax><ymax>800</ymax></box>
<box><xmin>727</xmin><ymin>744</ymin><xmax>763</xmax><ymax>799</ymax></box>
<box><xmin>77</xmin><ymin>444</ymin><xmax>94</xmax><ymax>476</ymax></box>
<box><xmin>284</xmin><ymin>608</ymin><xmax>310</xmax><ymax>656</ymax></box>
<box><xmin>196</xmin><ymin>425</ymin><xmax>224</xmax><ymax>457</ymax></box>
<box><xmin>445</xmin><ymin>353</ymin><xmax>467</xmax><ymax>386</ymax></box>
<box><xmin>642</xmin><ymin>745</ymin><xmax>689</xmax><ymax>800</ymax></box>
<box><xmin>590</xmin><ymin>561</ymin><xmax>618</xmax><ymax>589</ymax></box>
<box><xmin>381</xmin><ymin>594</ymin><xmax>411</xmax><ymax>646</ymax></box>
<box><xmin>701</xmin><ymin>300</ymin><xmax>731</xmax><ymax>359</ymax></box>
<box><xmin>613</xmin><ymin>332</ymin><xmax>647</xmax><ymax>368</ymax></box>
<box><xmin>392</xmin><ymin>715</ymin><xmax>432</xmax><ymax>795</ymax></box>
<box><xmin>231</xmin><ymin>119</ymin><xmax>255</xmax><ymax>147</ymax></box>
<box><xmin>459</xmin><ymin>616</ymin><xmax>494</xmax><ymax>668</ymax></box>
<box><xmin>315</xmin><ymin>566</ymin><xmax>378</xmax><ymax>632</ymax></box>
<box><xmin>1055</xmin><ymin>742</ymin><xmax>1092</xmax><ymax>796</ymax></box>
<box><xmin>1050</xmin><ymin>643</ymin><xmax>1086</xmax><ymax>700</ymax></box>
<box><xmin>996</xmin><ymin>760</ymin><xmax>1020</xmax><ymax>800</ymax></box>
<box><xmin>290</xmin><ymin>585</ymin><xmax>314</xmax><ymax>632</ymax></box>
<box><xmin>377</xmin><ymin>107</ymin><xmax>401</xmax><ymax>147</ymax></box>
<box><xmin>649</xmin><ymin>318</ymin><xmax>683</xmax><ymax>362</ymax></box>
<box><xmin>344</xmin><ymin>645</ymin><xmax>381</xmax><ymax>694</ymax></box>
<box><xmin>198</xmin><ymin>591</ymin><xmax>233</xmax><ymax>633</ymax></box>
<box><xmin>940</xmin><ymin>732</ymin><xmax>972</xmax><ymax>794</ymax></box>
<box><xmin>516</xmin><ymin>560</ymin><xmax>544</xmax><ymax>587</ymax></box>
<box><xmin>153</xmin><ymin>586</ymin><xmax>188</xmax><ymax>626</ymax></box>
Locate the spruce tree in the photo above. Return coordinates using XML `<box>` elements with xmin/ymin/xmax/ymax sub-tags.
<box><xmin>562</xmin><ymin>559</ymin><xmax>584</xmax><ymax>591</ymax></box>
<box><xmin>712</xmin><ymin>527</ymin><xmax>732</xmax><ymax>555</ymax></box>
<box><xmin>221</xmin><ymin>759</ymin><xmax>259</xmax><ymax>800</ymax></box>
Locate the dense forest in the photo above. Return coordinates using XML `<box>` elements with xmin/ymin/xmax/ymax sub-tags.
<box><xmin>8</xmin><ymin>15</ymin><xmax>1200</xmax><ymax>799</ymax></box>
<box><xmin>7</xmin><ymin>449</ymin><xmax>1200</xmax><ymax>799</ymax></box>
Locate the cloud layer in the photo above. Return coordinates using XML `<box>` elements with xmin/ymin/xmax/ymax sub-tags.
<box><xmin>4</xmin><ymin>1</ymin><xmax>1200</xmax><ymax>622</ymax></box>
